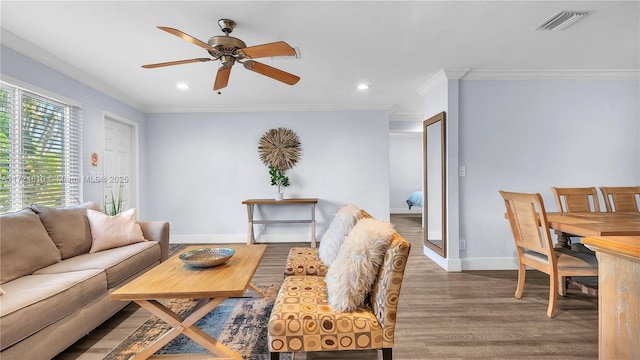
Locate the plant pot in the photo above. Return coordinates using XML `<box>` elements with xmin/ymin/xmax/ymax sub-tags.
<box><xmin>274</xmin><ymin>192</ymin><xmax>284</xmax><ymax>201</ymax></box>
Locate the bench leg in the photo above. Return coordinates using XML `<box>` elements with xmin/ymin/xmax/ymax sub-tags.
<box><xmin>270</xmin><ymin>352</ymin><xmax>279</xmax><ymax>360</ymax></box>
<box><xmin>382</xmin><ymin>348</ymin><xmax>392</xmax><ymax>360</ymax></box>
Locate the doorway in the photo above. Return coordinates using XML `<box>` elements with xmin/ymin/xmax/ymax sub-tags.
<box><xmin>103</xmin><ymin>113</ymin><xmax>138</xmax><ymax>212</ymax></box>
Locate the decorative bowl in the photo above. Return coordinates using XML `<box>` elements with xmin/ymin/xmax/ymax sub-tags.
<box><xmin>179</xmin><ymin>247</ymin><xmax>235</xmax><ymax>268</ymax></box>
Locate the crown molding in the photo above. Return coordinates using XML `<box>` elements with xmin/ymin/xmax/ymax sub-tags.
<box><xmin>143</xmin><ymin>103</ymin><xmax>395</xmax><ymax>114</ymax></box>
<box><xmin>389</xmin><ymin>111</ymin><xmax>425</xmax><ymax>122</ymax></box>
<box><xmin>416</xmin><ymin>68</ymin><xmax>471</xmax><ymax>96</ymax></box>
<box><xmin>463</xmin><ymin>69</ymin><xmax>640</xmax><ymax>80</ymax></box>
<box><xmin>416</xmin><ymin>68</ymin><xmax>639</xmax><ymax>96</ymax></box>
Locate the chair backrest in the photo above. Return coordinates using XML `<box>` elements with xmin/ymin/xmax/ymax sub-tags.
<box><xmin>500</xmin><ymin>190</ymin><xmax>555</xmax><ymax>260</ymax></box>
<box><xmin>600</xmin><ymin>186</ymin><xmax>640</xmax><ymax>212</ymax></box>
<box><xmin>551</xmin><ymin>187</ymin><xmax>601</xmax><ymax>213</ymax></box>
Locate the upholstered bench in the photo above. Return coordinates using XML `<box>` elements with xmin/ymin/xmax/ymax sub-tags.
<box><xmin>269</xmin><ymin>229</ymin><xmax>411</xmax><ymax>360</ymax></box>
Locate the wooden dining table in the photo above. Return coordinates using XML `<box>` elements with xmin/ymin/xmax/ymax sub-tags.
<box><xmin>580</xmin><ymin>235</ymin><xmax>640</xmax><ymax>359</ymax></box>
<box><xmin>545</xmin><ymin>212</ymin><xmax>640</xmax><ymax>248</ymax></box>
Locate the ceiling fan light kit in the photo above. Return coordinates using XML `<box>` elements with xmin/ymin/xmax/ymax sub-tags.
<box><xmin>143</xmin><ymin>18</ymin><xmax>300</xmax><ymax>91</ymax></box>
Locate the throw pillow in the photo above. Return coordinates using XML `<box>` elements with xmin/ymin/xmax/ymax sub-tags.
<box><xmin>325</xmin><ymin>218</ymin><xmax>395</xmax><ymax>312</ymax></box>
<box><xmin>0</xmin><ymin>209</ymin><xmax>61</xmax><ymax>284</ymax></box>
<box><xmin>318</xmin><ymin>204</ymin><xmax>363</xmax><ymax>266</ymax></box>
<box><xmin>87</xmin><ymin>208</ymin><xmax>147</xmax><ymax>253</ymax></box>
<box><xmin>31</xmin><ymin>202</ymin><xmax>100</xmax><ymax>259</ymax></box>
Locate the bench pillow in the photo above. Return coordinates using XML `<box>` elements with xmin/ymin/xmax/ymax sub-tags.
<box><xmin>31</xmin><ymin>202</ymin><xmax>100</xmax><ymax>259</ymax></box>
<box><xmin>325</xmin><ymin>218</ymin><xmax>394</xmax><ymax>312</ymax></box>
<box><xmin>318</xmin><ymin>204</ymin><xmax>363</xmax><ymax>266</ymax></box>
<box><xmin>0</xmin><ymin>209</ymin><xmax>61</xmax><ymax>284</ymax></box>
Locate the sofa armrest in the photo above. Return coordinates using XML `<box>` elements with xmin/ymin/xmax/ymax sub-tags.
<box><xmin>138</xmin><ymin>221</ymin><xmax>170</xmax><ymax>262</ymax></box>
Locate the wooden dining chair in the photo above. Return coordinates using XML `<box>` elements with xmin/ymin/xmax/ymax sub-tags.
<box><xmin>551</xmin><ymin>187</ymin><xmax>601</xmax><ymax>213</ymax></box>
<box><xmin>499</xmin><ymin>190</ymin><xmax>598</xmax><ymax>317</ymax></box>
<box><xmin>599</xmin><ymin>186</ymin><xmax>640</xmax><ymax>212</ymax></box>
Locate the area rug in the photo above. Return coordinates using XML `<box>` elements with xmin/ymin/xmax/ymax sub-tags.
<box><xmin>104</xmin><ymin>282</ymin><xmax>292</xmax><ymax>360</ymax></box>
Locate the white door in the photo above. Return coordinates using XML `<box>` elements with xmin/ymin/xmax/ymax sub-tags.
<box><xmin>103</xmin><ymin>115</ymin><xmax>137</xmax><ymax>213</ymax></box>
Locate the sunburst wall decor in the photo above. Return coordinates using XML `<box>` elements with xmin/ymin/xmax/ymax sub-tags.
<box><xmin>258</xmin><ymin>127</ymin><xmax>301</xmax><ymax>171</ymax></box>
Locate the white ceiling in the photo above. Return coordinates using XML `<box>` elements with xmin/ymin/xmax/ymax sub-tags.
<box><xmin>1</xmin><ymin>1</ymin><xmax>638</xmax><ymax>118</ymax></box>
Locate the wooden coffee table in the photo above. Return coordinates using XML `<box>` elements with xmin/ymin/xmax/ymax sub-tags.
<box><xmin>111</xmin><ymin>244</ymin><xmax>267</xmax><ymax>360</ymax></box>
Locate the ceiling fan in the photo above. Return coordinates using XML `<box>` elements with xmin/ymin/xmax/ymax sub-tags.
<box><xmin>142</xmin><ymin>19</ymin><xmax>300</xmax><ymax>91</ymax></box>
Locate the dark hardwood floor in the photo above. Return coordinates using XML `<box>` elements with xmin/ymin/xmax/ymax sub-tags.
<box><xmin>55</xmin><ymin>214</ymin><xmax>598</xmax><ymax>360</ymax></box>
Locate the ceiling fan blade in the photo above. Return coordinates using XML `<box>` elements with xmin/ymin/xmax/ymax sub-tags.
<box><xmin>157</xmin><ymin>26</ymin><xmax>215</xmax><ymax>51</ymax></box>
<box><xmin>142</xmin><ymin>58</ymin><xmax>212</xmax><ymax>69</ymax></box>
<box><xmin>213</xmin><ymin>65</ymin><xmax>232</xmax><ymax>90</ymax></box>
<box><xmin>238</xmin><ymin>41</ymin><xmax>296</xmax><ymax>59</ymax></box>
<box><xmin>243</xmin><ymin>61</ymin><xmax>300</xmax><ymax>86</ymax></box>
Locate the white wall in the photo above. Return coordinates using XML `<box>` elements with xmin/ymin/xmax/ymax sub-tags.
<box><xmin>144</xmin><ymin>110</ymin><xmax>391</xmax><ymax>243</ymax></box>
<box><xmin>389</xmin><ymin>132</ymin><xmax>422</xmax><ymax>213</ymax></box>
<box><xmin>458</xmin><ymin>79</ymin><xmax>640</xmax><ymax>269</ymax></box>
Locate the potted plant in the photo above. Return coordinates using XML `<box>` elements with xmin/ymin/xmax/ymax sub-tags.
<box><xmin>269</xmin><ymin>166</ymin><xmax>289</xmax><ymax>200</ymax></box>
<box><xmin>102</xmin><ymin>184</ymin><xmax>124</xmax><ymax>215</ymax></box>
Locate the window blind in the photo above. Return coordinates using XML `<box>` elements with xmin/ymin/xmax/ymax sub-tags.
<box><xmin>0</xmin><ymin>81</ymin><xmax>82</xmax><ymax>212</ymax></box>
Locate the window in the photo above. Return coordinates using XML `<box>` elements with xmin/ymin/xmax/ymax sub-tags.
<box><xmin>0</xmin><ymin>80</ymin><xmax>82</xmax><ymax>213</ymax></box>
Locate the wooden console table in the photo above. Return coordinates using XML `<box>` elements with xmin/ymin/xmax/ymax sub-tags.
<box><xmin>242</xmin><ymin>198</ymin><xmax>318</xmax><ymax>247</ymax></box>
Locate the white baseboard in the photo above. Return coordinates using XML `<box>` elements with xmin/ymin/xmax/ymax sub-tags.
<box><xmin>171</xmin><ymin>234</ymin><xmax>519</xmax><ymax>271</ymax></box>
<box><xmin>423</xmin><ymin>245</ymin><xmax>462</xmax><ymax>272</ymax></box>
<box><xmin>423</xmin><ymin>245</ymin><xmax>519</xmax><ymax>271</ymax></box>
<box><xmin>170</xmin><ymin>233</ymin><xmax>314</xmax><ymax>245</ymax></box>
<box><xmin>461</xmin><ymin>257</ymin><xmax>519</xmax><ymax>270</ymax></box>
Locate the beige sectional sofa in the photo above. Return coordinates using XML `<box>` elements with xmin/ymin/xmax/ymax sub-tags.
<box><xmin>0</xmin><ymin>202</ymin><xmax>170</xmax><ymax>360</ymax></box>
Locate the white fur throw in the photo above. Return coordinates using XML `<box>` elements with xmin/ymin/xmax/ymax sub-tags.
<box><xmin>325</xmin><ymin>218</ymin><xmax>395</xmax><ymax>312</ymax></box>
<box><xmin>318</xmin><ymin>204</ymin><xmax>363</xmax><ymax>266</ymax></box>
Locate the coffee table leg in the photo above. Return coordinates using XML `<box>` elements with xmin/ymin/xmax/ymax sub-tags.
<box><xmin>133</xmin><ymin>298</ymin><xmax>242</xmax><ymax>360</ymax></box>
<box><xmin>248</xmin><ymin>283</ymin><xmax>267</xmax><ymax>297</ymax></box>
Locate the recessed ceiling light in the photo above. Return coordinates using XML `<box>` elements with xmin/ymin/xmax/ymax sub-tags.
<box><xmin>176</xmin><ymin>83</ymin><xmax>190</xmax><ymax>90</ymax></box>
<box><xmin>357</xmin><ymin>83</ymin><xmax>371</xmax><ymax>90</ymax></box>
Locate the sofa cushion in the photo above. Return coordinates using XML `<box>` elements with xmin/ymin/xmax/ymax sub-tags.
<box><xmin>35</xmin><ymin>241</ymin><xmax>160</xmax><ymax>288</ymax></box>
<box><xmin>0</xmin><ymin>269</ymin><xmax>106</xmax><ymax>350</ymax></box>
<box><xmin>31</xmin><ymin>202</ymin><xmax>100</xmax><ymax>259</ymax></box>
<box><xmin>325</xmin><ymin>218</ymin><xmax>394</xmax><ymax>312</ymax></box>
<box><xmin>268</xmin><ymin>275</ymin><xmax>383</xmax><ymax>353</ymax></box>
<box><xmin>318</xmin><ymin>204</ymin><xmax>363</xmax><ymax>266</ymax></box>
<box><xmin>0</xmin><ymin>209</ymin><xmax>61</xmax><ymax>284</ymax></box>
<box><xmin>87</xmin><ymin>208</ymin><xmax>147</xmax><ymax>253</ymax></box>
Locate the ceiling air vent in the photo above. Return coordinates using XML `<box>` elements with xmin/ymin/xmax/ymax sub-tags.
<box><xmin>535</xmin><ymin>10</ymin><xmax>590</xmax><ymax>31</ymax></box>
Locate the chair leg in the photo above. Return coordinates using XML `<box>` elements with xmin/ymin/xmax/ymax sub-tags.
<box><xmin>382</xmin><ymin>348</ymin><xmax>392</xmax><ymax>360</ymax></box>
<box><xmin>547</xmin><ymin>274</ymin><xmax>558</xmax><ymax>318</ymax></box>
<box><xmin>515</xmin><ymin>262</ymin><xmax>526</xmax><ymax>298</ymax></box>
<box><xmin>270</xmin><ymin>352</ymin><xmax>279</xmax><ymax>360</ymax></box>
